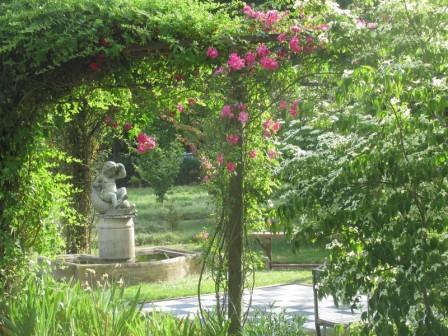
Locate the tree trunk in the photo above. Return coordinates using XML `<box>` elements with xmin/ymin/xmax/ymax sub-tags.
<box><xmin>61</xmin><ymin>103</ymin><xmax>102</xmax><ymax>253</ymax></box>
<box><xmin>227</xmin><ymin>162</ymin><xmax>244</xmax><ymax>335</ymax></box>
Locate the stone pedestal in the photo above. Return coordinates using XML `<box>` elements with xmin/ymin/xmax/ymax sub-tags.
<box><xmin>98</xmin><ymin>215</ymin><xmax>135</xmax><ymax>261</ymax></box>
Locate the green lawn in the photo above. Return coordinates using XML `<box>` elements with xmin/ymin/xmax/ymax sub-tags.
<box><xmin>128</xmin><ymin>185</ymin><xmax>327</xmax><ymax>263</ymax></box>
<box><xmin>125</xmin><ymin>185</ymin><xmax>327</xmax><ymax>301</ymax></box>
<box><xmin>123</xmin><ymin>270</ymin><xmax>312</xmax><ymax>302</ymax></box>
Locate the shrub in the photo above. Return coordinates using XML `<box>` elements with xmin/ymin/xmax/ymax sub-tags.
<box><xmin>175</xmin><ymin>155</ymin><xmax>201</xmax><ymax>185</ymax></box>
<box><xmin>135</xmin><ymin>140</ymin><xmax>184</xmax><ymax>203</ymax></box>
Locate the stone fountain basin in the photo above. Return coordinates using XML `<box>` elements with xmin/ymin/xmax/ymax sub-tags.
<box><xmin>38</xmin><ymin>247</ymin><xmax>202</xmax><ymax>286</ymax></box>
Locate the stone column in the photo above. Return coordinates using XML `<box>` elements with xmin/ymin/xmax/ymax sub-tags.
<box><xmin>98</xmin><ymin>215</ymin><xmax>135</xmax><ymax>261</ymax></box>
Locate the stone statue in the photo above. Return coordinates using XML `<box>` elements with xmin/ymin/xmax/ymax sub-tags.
<box><xmin>91</xmin><ymin>161</ymin><xmax>135</xmax><ymax>215</ymax></box>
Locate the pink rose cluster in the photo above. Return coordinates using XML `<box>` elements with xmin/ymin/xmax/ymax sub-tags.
<box><xmin>208</xmin><ymin>40</ymin><xmax>282</xmax><ymax>72</ymax></box>
<box><xmin>201</xmin><ymin>156</ymin><xmax>213</xmax><ymax>171</ymax></box>
<box><xmin>136</xmin><ymin>133</ymin><xmax>156</xmax><ymax>154</ymax></box>
<box><xmin>287</xmin><ymin>33</ymin><xmax>317</xmax><ymax>54</ymax></box>
<box><xmin>215</xmin><ymin>154</ymin><xmax>236</xmax><ymax>172</ymax></box>
<box><xmin>279</xmin><ymin>100</ymin><xmax>300</xmax><ymax>117</ymax></box>
<box><xmin>243</xmin><ymin>6</ymin><xmax>287</xmax><ymax>29</ymax></box>
<box><xmin>220</xmin><ymin>104</ymin><xmax>248</xmax><ymax>123</ymax></box>
<box><xmin>227</xmin><ymin>134</ymin><xmax>240</xmax><ymax>145</ymax></box>
<box><xmin>228</xmin><ymin>53</ymin><xmax>245</xmax><ymax>70</ymax></box>
<box><xmin>263</xmin><ymin>118</ymin><xmax>281</xmax><ymax>137</ymax></box>
<box><xmin>212</xmin><ymin>46</ymin><xmax>280</xmax><ymax>73</ymax></box>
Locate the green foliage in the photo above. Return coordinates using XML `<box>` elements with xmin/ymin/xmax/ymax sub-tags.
<box><xmin>0</xmin><ymin>0</ymin><xmax>240</xmax><ymax>296</ymax></box>
<box><xmin>278</xmin><ymin>0</ymin><xmax>448</xmax><ymax>334</ymax></box>
<box><xmin>0</xmin><ymin>269</ymin><xmax>309</xmax><ymax>336</ymax></box>
<box><xmin>0</xmin><ymin>0</ymin><xmax>237</xmax><ymax>80</ymax></box>
<box><xmin>176</xmin><ymin>155</ymin><xmax>201</xmax><ymax>185</ymax></box>
<box><xmin>164</xmin><ymin>200</ymin><xmax>181</xmax><ymax>231</ymax></box>
<box><xmin>0</xmin><ymin>270</ymin><xmax>146</xmax><ymax>336</ymax></box>
<box><xmin>244</xmin><ymin>307</ymin><xmax>307</xmax><ymax>336</ymax></box>
<box><xmin>0</xmin><ymin>139</ymin><xmax>75</xmax><ymax>307</ymax></box>
<box><xmin>135</xmin><ymin>140</ymin><xmax>184</xmax><ymax>203</ymax></box>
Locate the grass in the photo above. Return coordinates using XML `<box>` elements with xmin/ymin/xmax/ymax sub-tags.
<box><xmin>128</xmin><ymin>185</ymin><xmax>328</xmax><ymax>263</ymax></box>
<box><xmin>130</xmin><ymin>186</ymin><xmax>214</xmax><ymax>246</ymax></box>
<box><xmin>123</xmin><ymin>270</ymin><xmax>312</xmax><ymax>302</ymax></box>
<box><xmin>125</xmin><ymin>185</ymin><xmax>327</xmax><ymax>301</ymax></box>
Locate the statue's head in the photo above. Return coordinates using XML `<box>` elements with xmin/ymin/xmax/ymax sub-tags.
<box><xmin>102</xmin><ymin>161</ymin><xmax>117</xmax><ymax>173</ymax></box>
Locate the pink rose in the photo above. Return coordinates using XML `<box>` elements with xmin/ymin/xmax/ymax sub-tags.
<box><xmin>289</xmin><ymin>36</ymin><xmax>302</xmax><ymax>53</ymax></box>
<box><xmin>316</xmin><ymin>23</ymin><xmax>330</xmax><ymax>30</ymax></box>
<box><xmin>238</xmin><ymin>112</ymin><xmax>249</xmax><ymax>123</ymax></box>
<box><xmin>228</xmin><ymin>53</ymin><xmax>245</xmax><ymax>70</ymax></box>
<box><xmin>278</xmin><ymin>34</ymin><xmax>286</xmax><ymax>43</ymax></box>
<box><xmin>263</xmin><ymin>118</ymin><xmax>273</xmax><ymax>130</ymax></box>
<box><xmin>123</xmin><ymin>122</ymin><xmax>132</xmax><ymax>131</ymax></box>
<box><xmin>214</xmin><ymin>66</ymin><xmax>227</xmax><ymax>76</ymax></box>
<box><xmin>221</xmin><ymin>105</ymin><xmax>232</xmax><ymax>118</ymax></box>
<box><xmin>243</xmin><ymin>5</ymin><xmax>253</xmax><ymax>16</ymax></box>
<box><xmin>89</xmin><ymin>63</ymin><xmax>100</xmax><ymax>72</ymax></box>
<box><xmin>268</xmin><ymin>150</ymin><xmax>276</xmax><ymax>159</ymax></box>
<box><xmin>234</xmin><ymin>103</ymin><xmax>246</xmax><ymax>111</ymax></box>
<box><xmin>279</xmin><ymin>101</ymin><xmax>288</xmax><ymax>110</ymax></box>
<box><xmin>289</xmin><ymin>106</ymin><xmax>298</xmax><ymax>117</ymax></box>
<box><xmin>265</xmin><ymin>10</ymin><xmax>281</xmax><ymax>26</ymax></box>
<box><xmin>137</xmin><ymin>143</ymin><xmax>146</xmax><ymax>154</ymax></box>
<box><xmin>217</xmin><ymin>154</ymin><xmax>224</xmax><ymax>164</ymax></box>
<box><xmin>256</xmin><ymin>44</ymin><xmax>270</xmax><ymax>58</ymax></box>
<box><xmin>250</xmin><ymin>150</ymin><xmax>257</xmax><ymax>158</ymax></box>
<box><xmin>246</xmin><ymin>52</ymin><xmax>256</xmax><ymax>65</ymax></box>
<box><xmin>227</xmin><ymin>162</ymin><xmax>235</xmax><ymax>172</ymax></box>
<box><xmin>260</xmin><ymin>57</ymin><xmax>279</xmax><ymax>71</ymax></box>
<box><xmin>177</xmin><ymin>104</ymin><xmax>183</xmax><ymax>112</ymax></box>
<box><xmin>206</xmin><ymin>47</ymin><xmax>219</xmax><ymax>59</ymax></box>
<box><xmin>227</xmin><ymin>134</ymin><xmax>240</xmax><ymax>145</ymax></box>
<box><xmin>136</xmin><ymin>133</ymin><xmax>156</xmax><ymax>153</ymax></box>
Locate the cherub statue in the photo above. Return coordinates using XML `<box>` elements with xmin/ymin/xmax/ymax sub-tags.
<box><xmin>91</xmin><ymin>161</ymin><xmax>134</xmax><ymax>215</ymax></box>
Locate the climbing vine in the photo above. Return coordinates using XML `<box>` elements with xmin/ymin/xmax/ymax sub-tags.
<box><xmin>0</xmin><ymin>0</ymin><xmax>238</xmax><ymax>302</ymax></box>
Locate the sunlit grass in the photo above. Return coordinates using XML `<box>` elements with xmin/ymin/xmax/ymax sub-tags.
<box><xmin>125</xmin><ymin>185</ymin><xmax>326</xmax><ymax>301</ymax></box>
<box><xmin>124</xmin><ymin>270</ymin><xmax>312</xmax><ymax>302</ymax></box>
<box><xmin>128</xmin><ymin>185</ymin><xmax>327</xmax><ymax>265</ymax></box>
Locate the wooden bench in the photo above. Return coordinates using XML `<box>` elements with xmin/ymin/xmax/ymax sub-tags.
<box><xmin>312</xmin><ymin>269</ymin><xmax>361</xmax><ymax>336</ymax></box>
<box><xmin>249</xmin><ymin>232</ymin><xmax>285</xmax><ymax>269</ymax></box>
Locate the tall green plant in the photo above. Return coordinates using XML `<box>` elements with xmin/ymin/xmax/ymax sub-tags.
<box><xmin>0</xmin><ymin>270</ymin><xmax>307</xmax><ymax>335</ymax></box>
<box><xmin>0</xmin><ymin>139</ymin><xmax>73</xmax><ymax>309</ymax></box>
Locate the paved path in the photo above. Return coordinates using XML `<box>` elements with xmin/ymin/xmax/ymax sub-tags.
<box><xmin>142</xmin><ymin>283</ymin><xmax>366</xmax><ymax>331</ymax></box>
